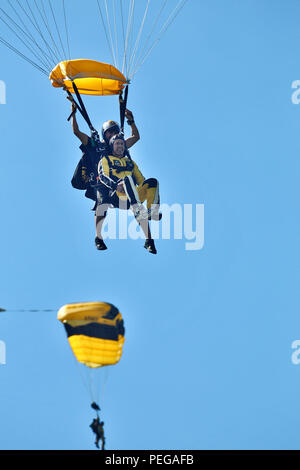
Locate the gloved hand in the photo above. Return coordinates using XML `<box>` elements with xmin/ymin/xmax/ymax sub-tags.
<box><xmin>125</xmin><ymin>109</ymin><xmax>134</xmax><ymax>124</ymax></box>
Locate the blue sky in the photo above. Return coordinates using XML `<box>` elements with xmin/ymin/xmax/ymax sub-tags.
<box><xmin>1</xmin><ymin>0</ymin><xmax>300</xmax><ymax>450</ymax></box>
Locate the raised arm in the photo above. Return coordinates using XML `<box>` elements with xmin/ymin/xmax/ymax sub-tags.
<box><xmin>68</xmin><ymin>99</ymin><xmax>89</xmax><ymax>146</ymax></box>
<box><xmin>125</xmin><ymin>109</ymin><xmax>140</xmax><ymax>149</ymax></box>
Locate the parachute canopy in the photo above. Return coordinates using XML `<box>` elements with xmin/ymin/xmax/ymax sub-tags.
<box><xmin>58</xmin><ymin>302</ymin><xmax>125</xmax><ymax>368</ymax></box>
<box><xmin>50</xmin><ymin>59</ymin><xmax>128</xmax><ymax>96</ymax></box>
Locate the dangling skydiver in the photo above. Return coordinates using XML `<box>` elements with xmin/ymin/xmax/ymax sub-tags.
<box><xmin>90</xmin><ymin>416</ymin><xmax>105</xmax><ymax>450</ymax></box>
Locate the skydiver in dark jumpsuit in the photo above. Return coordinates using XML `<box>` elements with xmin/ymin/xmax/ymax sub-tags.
<box><xmin>90</xmin><ymin>416</ymin><xmax>105</xmax><ymax>450</ymax></box>
<box><xmin>69</xmin><ymin>99</ymin><xmax>140</xmax><ymax>250</ymax></box>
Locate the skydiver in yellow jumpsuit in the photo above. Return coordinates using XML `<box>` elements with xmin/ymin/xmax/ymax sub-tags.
<box><xmin>96</xmin><ymin>134</ymin><xmax>161</xmax><ymax>254</ymax></box>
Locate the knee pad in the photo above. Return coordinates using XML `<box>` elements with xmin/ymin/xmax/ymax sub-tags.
<box><xmin>143</xmin><ymin>178</ymin><xmax>158</xmax><ymax>188</ymax></box>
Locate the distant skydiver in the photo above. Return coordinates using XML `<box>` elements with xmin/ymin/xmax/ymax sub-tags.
<box><xmin>96</xmin><ymin>134</ymin><xmax>161</xmax><ymax>254</ymax></box>
<box><xmin>90</xmin><ymin>416</ymin><xmax>105</xmax><ymax>450</ymax></box>
<box><xmin>69</xmin><ymin>99</ymin><xmax>140</xmax><ymax>249</ymax></box>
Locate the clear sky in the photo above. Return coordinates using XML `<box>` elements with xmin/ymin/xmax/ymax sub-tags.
<box><xmin>0</xmin><ymin>0</ymin><xmax>300</xmax><ymax>451</ymax></box>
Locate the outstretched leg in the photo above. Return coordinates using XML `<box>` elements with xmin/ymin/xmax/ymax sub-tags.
<box><xmin>138</xmin><ymin>178</ymin><xmax>162</xmax><ymax>220</ymax></box>
<box><xmin>123</xmin><ymin>176</ymin><xmax>157</xmax><ymax>253</ymax></box>
<box><xmin>95</xmin><ymin>205</ymin><xmax>108</xmax><ymax>250</ymax></box>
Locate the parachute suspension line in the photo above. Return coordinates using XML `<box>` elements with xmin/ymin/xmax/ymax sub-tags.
<box><xmin>40</xmin><ymin>0</ymin><xmax>70</xmax><ymax>62</ymax></box>
<box><xmin>0</xmin><ymin>6</ymin><xmax>53</xmax><ymax>73</ymax></box>
<box><xmin>118</xmin><ymin>0</ymin><xmax>129</xmax><ymax>77</ymax></box>
<box><xmin>88</xmin><ymin>366</ymin><xmax>107</xmax><ymax>409</ymax></box>
<box><xmin>0</xmin><ymin>37</ymin><xmax>48</xmax><ymax>76</ymax></box>
<box><xmin>126</xmin><ymin>0</ymin><xmax>136</xmax><ymax>74</ymax></box>
<box><xmin>112</xmin><ymin>0</ymin><xmax>119</xmax><ymax>71</ymax></box>
<box><xmin>4</xmin><ymin>0</ymin><xmax>54</xmax><ymax>71</ymax></box>
<box><xmin>121</xmin><ymin>0</ymin><xmax>135</xmax><ymax>78</ymax></box>
<box><xmin>33</xmin><ymin>0</ymin><xmax>63</xmax><ymax>63</ymax></box>
<box><xmin>96</xmin><ymin>0</ymin><xmax>117</xmax><ymax>69</ymax></box>
<box><xmin>81</xmin><ymin>362</ymin><xmax>96</xmax><ymax>402</ymax></box>
<box><xmin>119</xmin><ymin>0</ymin><xmax>127</xmax><ymax>75</ymax></box>
<box><xmin>104</xmin><ymin>0</ymin><xmax>118</xmax><ymax>68</ymax></box>
<box><xmin>67</xmin><ymin>331</ymin><xmax>107</xmax><ymax>426</ymax></box>
<box><xmin>0</xmin><ymin>0</ymin><xmax>74</xmax><ymax>76</ymax></box>
<box><xmin>18</xmin><ymin>0</ymin><xmax>60</xmax><ymax>68</ymax></box>
<box><xmin>69</xmin><ymin>349</ymin><xmax>91</xmax><ymax>399</ymax></box>
<box><xmin>86</xmin><ymin>338</ymin><xmax>110</xmax><ymax>412</ymax></box>
<box><xmin>47</xmin><ymin>0</ymin><xmax>68</xmax><ymax>61</ymax></box>
<box><xmin>131</xmin><ymin>0</ymin><xmax>189</xmax><ymax>79</ymax></box>
<box><xmin>130</xmin><ymin>0</ymin><xmax>168</xmax><ymax>79</ymax></box>
<box><xmin>127</xmin><ymin>0</ymin><xmax>151</xmax><ymax>80</ymax></box>
<box><xmin>67</xmin><ymin>334</ymin><xmax>101</xmax><ymax>412</ymax></box>
<box><xmin>88</xmin><ymin>369</ymin><xmax>97</xmax><ymax>405</ymax></box>
<box><xmin>21</xmin><ymin>0</ymin><xmax>61</xmax><ymax>66</ymax></box>
<box><xmin>62</xmin><ymin>0</ymin><xmax>71</xmax><ymax>60</ymax></box>
<box><xmin>96</xmin><ymin>367</ymin><xmax>110</xmax><ymax>410</ymax></box>
<box><xmin>34</xmin><ymin>0</ymin><xmax>67</xmax><ymax>64</ymax></box>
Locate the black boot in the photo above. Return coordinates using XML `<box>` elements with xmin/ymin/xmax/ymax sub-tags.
<box><xmin>95</xmin><ymin>237</ymin><xmax>107</xmax><ymax>251</ymax></box>
<box><xmin>144</xmin><ymin>238</ymin><xmax>157</xmax><ymax>254</ymax></box>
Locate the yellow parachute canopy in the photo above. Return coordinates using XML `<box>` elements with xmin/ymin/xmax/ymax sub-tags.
<box><xmin>58</xmin><ymin>302</ymin><xmax>125</xmax><ymax>368</ymax></box>
<box><xmin>50</xmin><ymin>59</ymin><xmax>128</xmax><ymax>96</ymax></box>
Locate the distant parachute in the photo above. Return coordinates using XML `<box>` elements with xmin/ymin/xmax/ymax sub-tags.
<box><xmin>57</xmin><ymin>301</ymin><xmax>125</xmax><ymax>368</ymax></box>
<box><xmin>58</xmin><ymin>301</ymin><xmax>125</xmax><ymax>450</ymax></box>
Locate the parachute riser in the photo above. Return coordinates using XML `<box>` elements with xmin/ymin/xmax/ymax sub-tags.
<box><xmin>65</xmin><ymin>80</ymin><xmax>130</xmax><ymax>149</ymax></box>
<box><xmin>65</xmin><ymin>82</ymin><xmax>102</xmax><ymax>151</ymax></box>
<box><xmin>119</xmin><ymin>85</ymin><xmax>129</xmax><ymax>136</ymax></box>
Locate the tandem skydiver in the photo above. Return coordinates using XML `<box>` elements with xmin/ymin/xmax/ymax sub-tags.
<box><xmin>96</xmin><ymin>133</ymin><xmax>161</xmax><ymax>254</ymax></box>
<box><xmin>69</xmin><ymin>99</ymin><xmax>140</xmax><ymax>249</ymax></box>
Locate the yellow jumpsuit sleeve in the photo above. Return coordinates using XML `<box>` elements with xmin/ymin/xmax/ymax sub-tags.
<box><xmin>132</xmin><ymin>161</ymin><xmax>145</xmax><ymax>186</ymax></box>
